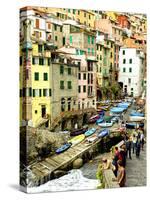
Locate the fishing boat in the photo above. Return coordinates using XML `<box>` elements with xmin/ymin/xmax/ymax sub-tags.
<box><xmin>97</xmin><ymin>129</ymin><xmax>109</xmax><ymax>138</ymax></box>
<box><xmin>126</xmin><ymin>123</ymin><xmax>136</xmax><ymax>129</ymax></box>
<box><xmin>84</xmin><ymin>128</ymin><xmax>96</xmax><ymax>137</ymax></box>
<box><xmin>96</xmin><ymin>117</ymin><xmax>104</xmax><ymax>124</ymax></box>
<box><xmin>88</xmin><ymin>114</ymin><xmax>100</xmax><ymax>123</ymax></box>
<box><xmin>130</xmin><ymin>111</ymin><xmax>144</xmax><ymax>117</ymax></box>
<box><xmin>70</xmin><ymin>127</ymin><xmax>88</xmax><ymax>136</ymax></box>
<box><xmin>86</xmin><ymin>135</ymin><xmax>98</xmax><ymax>143</ymax></box>
<box><xmin>98</xmin><ymin>122</ymin><xmax>113</xmax><ymax>128</ymax></box>
<box><xmin>68</xmin><ymin>134</ymin><xmax>85</xmax><ymax>146</ymax></box>
<box><xmin>56</xmin><ymin>143</ymin><xmax>72</xmax><ymax>154</ymax></box>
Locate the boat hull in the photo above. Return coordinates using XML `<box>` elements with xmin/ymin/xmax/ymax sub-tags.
<box><xmin>56</xmin><ymin>143</ymin><xmax>72</xmax><ymax>154</ymax></box>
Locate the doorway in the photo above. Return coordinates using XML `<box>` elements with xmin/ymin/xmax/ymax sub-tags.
<box><xmin>41</xmin><ymin>105</ymin><xmax>46</xmax><ymax>118</ymax></box>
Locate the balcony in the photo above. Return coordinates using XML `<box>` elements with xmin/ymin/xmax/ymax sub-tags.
<box><xmin>51</xmin><ymin>56</ymin><xmax>80</xmax><ymax>67</ymax></box>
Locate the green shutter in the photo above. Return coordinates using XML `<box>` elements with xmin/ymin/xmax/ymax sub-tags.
<box><xmin>91</xmin><ymin>36</ymin><xmax>94</xmax><ymax>44</ymax></box>
<box><xmin>60</xmin><ymin>81</ymin><xmax>64</xmax><ymax>89</ymax></box>
<box><xmin>60</xmin><ymin>65</ymin><xmax>64</xmax><ymax>74</ymax></box>
<box><xmin>34</xmin><ymin>72</ymin><xmax>39</xmax><ymax>81</ymax></box>
<box><xmin>68</xmin><ymin>81</ymin><xmax>72</xmax><ymax>89</ymax></box>
<box><xmin>43</xmin><ymin>73</ymin><xmax>48</xmax><ymax>81</ymax></box>
<box><xmin>88</xmin><ymin>35</ymin><xmax>90</xmax><ymax>44</ymax></box>
<box><xmin>68</xmin><ymin>68</ymin><xmax>71</xmax><ymax>75</ymax></box>
<box><xmin>39</xmin><ymin>89</ymin><xmax>42</xmax><ymax>97</ymax></box>
<box><xmin>70</xmin><ymin>35</ymin><xmax>73</xmax><ymax>44</ymax></box>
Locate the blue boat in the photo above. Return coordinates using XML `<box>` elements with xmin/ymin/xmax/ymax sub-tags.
<box><xmin>85</xmin><ymin>128</ymin><xmax>96</xmax><ymax>137</ymax></box>
<box><xmin>130</xmin><ymin>111</ymin><xmax>144</xmax><ymax>117</ymax></box>
<box><xmin>96</xmin><ymin>117</ymin><xmax>104</xmax><ymax>124</ymax></box>
<box><xmin>97</xmin><ymin>129</ymin><xmax>109</xmax><ymax>138</ymax></box>
<box><xmin>110</xmin><ymin>107</ymin><xmax>125</xmax><ymax>113</ymax></box>
<box><xmin>56</xmin><ymin>143</ymin><xmax>72</xmax><ymax>154</ymax></box>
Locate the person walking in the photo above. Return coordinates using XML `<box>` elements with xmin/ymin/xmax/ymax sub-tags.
<box><xmin>140</xmin><ymin>132</ymin><xmax>145</xmax><ymax>151</ymax></box>
<box><xmin>132</xmin><ymin>134</ymin><xmax>137</xmax><ymax>154</ymax></box>
<box><xmin>125</xmin><ymin>137</ymin><xmax>132</xmax><ymax>159</ymax></box>
<box><xmin>136</xmin><ymin>137</ymin><xmax>141</xmax><ymax>158</ymax></box>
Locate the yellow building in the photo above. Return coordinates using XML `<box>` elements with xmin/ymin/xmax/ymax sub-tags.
<box><xmin>20</xmin><ymin>37</ymin><xmax>52</xmax><ymax>128</ymax></box>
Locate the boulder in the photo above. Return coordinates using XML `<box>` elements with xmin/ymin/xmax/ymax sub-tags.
<box><xmin>73</xmin><ymin>158</ymin><xmax>83</xmax><ymax>169</ymax></box>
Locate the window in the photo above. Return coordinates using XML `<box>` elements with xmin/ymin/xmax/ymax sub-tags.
<box><xmin>78</xmin><ymin>73</ymin><xmax>81</xmax><ymax>80</ymax></box>
<box><xmin>100</xmin><ymin>46</ymin><xmax>102</xmax><ymax>51</ymax></box>
<box><xmin>128</xmin><ymin>78</ymin><xmax>131</xmax><ymax>84</ymax></box>
<box><xmin>110</xmin><ymin>52</ymin><xmax>113</xmax><ymax>58</ymax></box>
<box><xmin>34</xmin><ymin>72</ymin><xmax>39</xmax><ymax>81</ymax></box>
<box><xmin>83</xmin><ymin>73</ymin><xmax>86</xmax><ymax>80</ymax></box>
<box><xmin>35</xmin><ymin>19</ymin><xmax>39</xmax><ymax>28</ymax></box>
<box><xmin>123</xmin><ymin>59</ymin><xmax>126</xmax><ymax>64</ymax></box>
<box><xmin>48</xmin><ymin>58</ymin><xmax>51</xmax><ymax>66</ymax></box>
<box><xmin>33</xmin><ymin>89</ymin><xmax>35</xmax><ymax>97</ymax></box>
<box><xmin>123</xmin><ymin>68</ymin><xmax>126</xmax><ymax>73</ymax></box>
<box><xmin>88</xmin><ymin>48</ymin><xmax>90</xmax><ymax>55</ymax></box>
<box><xmin>43</xmin><ymin>73</ymin><xmax>48</xmax><ymax>81</ymax></box>
<box><xmin>39</xmin><ymin>89</ymin><xmax>42</xmax><ymax>97</ymax></box>
<box><xmin>100</xmin><ymin>55</ymin><xmax>102</xmax><ymax>60</ymax></box>
<box><xmin>32</xmin><ymin>57</ymin><xmax>35</xmax><ymax>65</ymax></box>
<box><xmin>68</xmin><ymin>81</ymin><xmax>72</xmax><ymax>89</ymax></box>
<box><xmin>97</xmin><ymin>55</ymin><xmax>99</xmax><ymax>60</ymax></box>
<box><xmin>35</xmin><ymin>89</ymin><xmax>39</xmax><ymax>97</ymax></box>
<box><xmin>89</xmin><ymin>15</ymin><xmax>91</xmax><ymax>19</ymax></box>
<box><xmin>35</xmin><ymin>110</ymin><xmax>37</xmax><ymax>114</ymax></box>
<box><xmin>39</xmin><ymin>58</ymin><xmax>44</xmax><ymax>65</ymax></box>
<box><xmin>68</xmin><ymin>9</ymin><xmax>70</xmax><ymax>13</ymax></box>
<box><xmin>88</xmin><ymin>35</ymin><xmax>90</xmax><ymax>44</ymax></box>
<box><xmin>55</xmin><ymin>36</ymin><xmax>58</xmax><ymax>41</ymax></box>
<box><xmin>91</xmin><ymin>36</ymin><xmax>94</xmax><ymax>44</ymax></box>
<box><xmin>78</xmin><ymin>86</ymin><xmax>81</xmax><ymax>93</ymax></box>
<box><xmin>54</xmin><ymin>24</ymin><xmax>57</xmax><ymax>31</ymax></box>
<box><xmin>68</xmin><ymin>68</ymin><xmax>71</xmax><ymax>75</ymax></box>
<box><xmin>60</xmin><ymin>65</ymin><xmax>64</xmax><ymax>74</ymax></box>
<box><xmin>84</xmin><ymin>12</ymin><xmax>86</xmax><ymax>17</ymax></box>
<box><xmin>43</xmin><ymin>89</ymin><xmax>49</xmax><ymax>97</ymax></box>
<box><xmin>49</xmin><ymin>89</ymin><xmax>52</xmax><ymax>96</ymax></box>
<box><xmin>20</xmin><ymin>56</ymin><xmax>22</xmax><ymax>65</ymax></box>
<box><xmin>29</xmin><ymin>87</ymin><xmax>32</xmax><ymax>97</ymax></box>
<box><xmin>70</xmin><ymin>35</ymin><xmax>73</xmax><ymax>44</ymax></box>
<box><xmin>123</xmin><ymin>50</ymin><xmax>125</xmax><ymax>55</ymax></box>
<box><xmin>129</xmin><ymin>59</ymin><xmax>132</xmax><ymax>64</ymax></box>
<box><xmin>129</xmin><ymin>67</ymin><xmax>132</xmax><ymax>73</ymax></box>
<box><xmin>73</xmin><ymin>9</ymin><xmax>76</xmax><ymax>14</ymax></box>
<box><xmin>83</xmin><ymin>85</ymin><xmax>86</xmax><ymax>93</ymax></box>
<box><xmin>60</xmin><ymin>26</ymin><xmax>62</xmax><ymax>32</ymax></box>
<box><xmin>78</xmin><ymin>10</ymin><xmax>80</xmax><ymax>15</ymax></box>
<box><xmin>93</xmin><ymin>100</ymin><xmax>95</xmax><ymax>105</ymax></box>
<box><xmin>38</xmin><ymin>45</ymin><xmax>43</xmax><ymax>53</ymax></box>
<box><xmin>60</xmin><ymin>81</ymin><xmax>64</xmax><ymax>89</ymax></box>
<box><xmin>131</xmin><ymin>88</ymin><xmax>133</xmax><ymax>91</ymax></box>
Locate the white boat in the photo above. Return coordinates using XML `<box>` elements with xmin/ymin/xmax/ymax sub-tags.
<box><xmin>98</xmin><ymin>122</ymin><xmax>113</xmax><ymax>128</ymax></box>
<box><xmin>129</xmin><ymin>116</ymin><xmax>145</xmax><ymax>122</ymax></box>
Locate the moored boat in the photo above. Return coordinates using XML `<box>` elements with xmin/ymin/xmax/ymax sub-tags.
<box><xmin>130</xmin><ymin>111</ymin><xmax>144</xmax><ymax>117</ymax></box>
<box><xmin>70</xmin><ymin>127</ymin><xmax>88</xmax><ymax>136</ymax></box>
<box><xmin>86</xmin><ymin>135</ymin><xmax>98</xmax><ymax>143</ymax></box>
<box><xmin>88</xmin><ymin>114</ymin><xmax>100</xmax><ymax>123</ymax></box>
<box><xmin>129</xmin><ymin>116</ymin><xmax>145</xmax><ymax>122</ymax></box>
<box><xmin>97</xmin><ymin>129</ymin><xmax>109</xmax><ymax>138</ymax></box>
<box><xmin>84</xmin><ymin>128</ymin><xmax>96</xmax><ymax>137</ymax></box>
<box><xmin>68</xmin><ymin>134</ymin><xmax>85</xmax><ymax>146</ymax></box>
<box><xmin>56</xmin><ymin>143</ymin><xmax>72</xmax><ymax>154</ymax></box>
<box><xmin>96</xmin><ymin>117</ymin><xmax>104</xmax><ymax>124</ymax></box>
<box><xmin>98</xmin><ymin>122</ymin><xmax>113</xmax><ymax>128</ymax></box>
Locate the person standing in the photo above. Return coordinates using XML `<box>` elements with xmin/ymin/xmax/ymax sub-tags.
<box><xmin>112</xmin><ymin>160</ymin><xmax>126</xmax><ymax>187</ymax></box>
<box><xmin>119</xmin><ymin>145</ymin><xmax>126</xmax><ymax>167</ymax></box>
